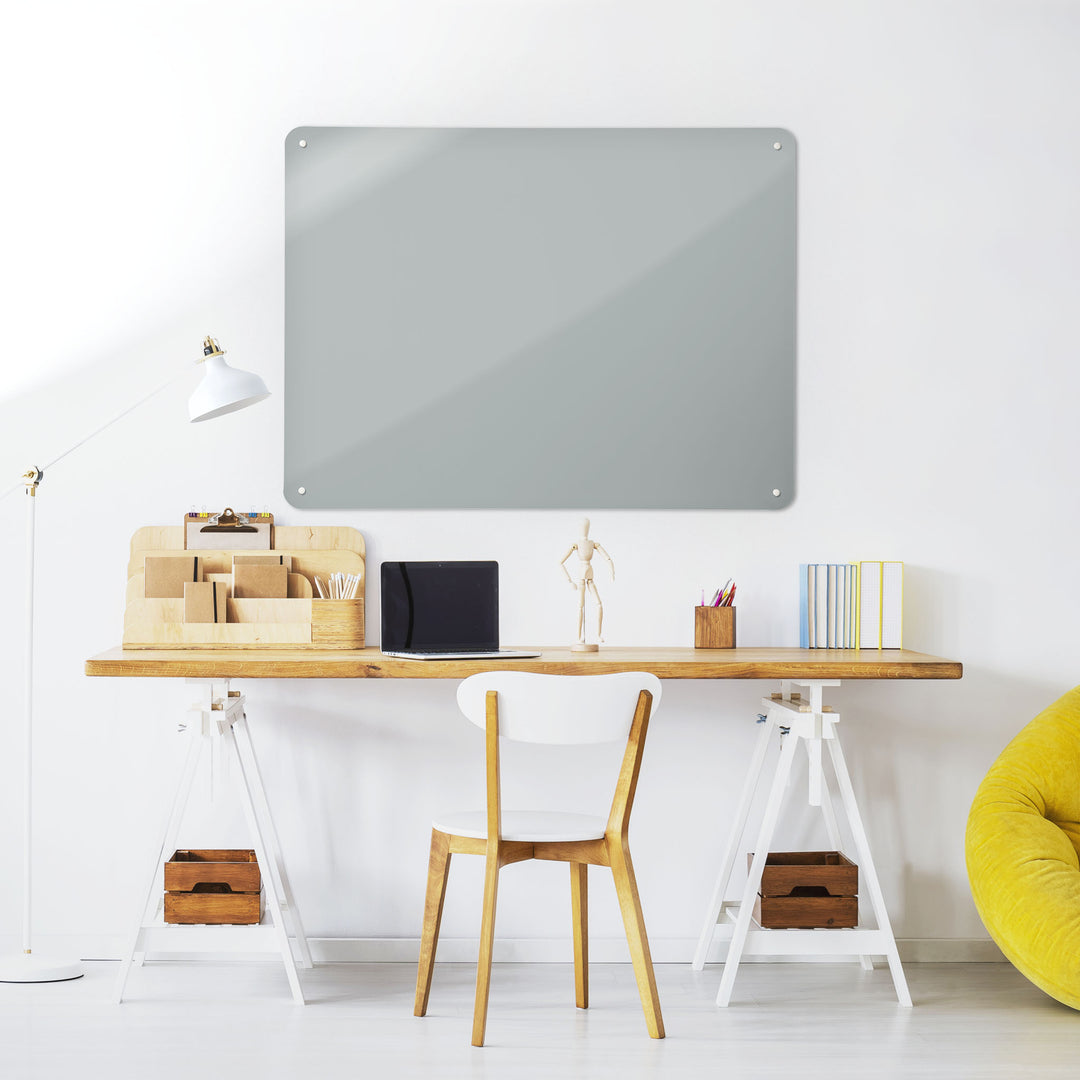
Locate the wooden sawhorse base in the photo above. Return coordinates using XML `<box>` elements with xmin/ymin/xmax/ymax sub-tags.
<box><xmin>692</xmin><ymin>680</ymin><xmax>911</xmax><ymax>1007</ymax></box>
<box><xmin>115</xmin><ymin>680</ymin><xmax>312</xmax><ymax>1004</ymax></box>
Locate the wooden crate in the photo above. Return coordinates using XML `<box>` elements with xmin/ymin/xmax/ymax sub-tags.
<box><xmin>164</xmin><ymin>849</ymin><xmax>262</xmax><ymax>925</ymax></box>
<box><xmin>751</xmin><ymin>851</ymin><xmax>858</xmax><ymax>929</ymax></box>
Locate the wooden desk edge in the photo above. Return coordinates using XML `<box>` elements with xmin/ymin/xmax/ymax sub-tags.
<box><xmin>84</xmin><ymin>646</ymin><xmax>963</xmax><ymax>681</ymax></box>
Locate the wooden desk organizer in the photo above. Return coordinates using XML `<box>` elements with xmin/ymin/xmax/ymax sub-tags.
<box><xmin>123</xmin><ymin>525</ymin><xmax>365</xmax><ymax>649</ymax></box>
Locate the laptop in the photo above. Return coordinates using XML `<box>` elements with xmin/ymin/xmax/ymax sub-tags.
<box><xmin>380</xmin><ymin>561</ymin><xmax>541</xmax><ymax>660</ymax></box>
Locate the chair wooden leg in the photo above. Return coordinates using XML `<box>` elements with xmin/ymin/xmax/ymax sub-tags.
<box><xmin>472</xmin><ymin>849</ymin><xmax>501</xmax><ymax>1047</ymax></box>
<box><xmin>609</xmin><ymin>843</ymin><xmax>664</xmax><ymax>1039</ymax></box>
<box><xmin>570</xmin><ymin>862</ymin><xmax>588</xmax><ymax>1009</ymax></box>
<box><xmin>414</xmin><ymin>829</ymin><xmax>452</xmax><ymax>1017</ymax></box>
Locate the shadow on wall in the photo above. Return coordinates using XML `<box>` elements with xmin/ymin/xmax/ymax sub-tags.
<box><xmin>904</xmin><ymin>566</ymin><xmax>959</xmax><ymax>654</ymax></box>
<box><xmin>240</xmin><ymin>679</ymin><xmax>477</xmax><ymax>938</ymax></box>
<box><xmin>837</xmin><ymin>664</ymin><xmax>1071</xmax><ymax>938</ymax></box>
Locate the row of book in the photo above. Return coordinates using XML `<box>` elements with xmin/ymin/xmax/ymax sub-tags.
<box><xmin>799</xmin><ymin>562</ymin><xmax>903</xmax><ymax>649</ymax></box>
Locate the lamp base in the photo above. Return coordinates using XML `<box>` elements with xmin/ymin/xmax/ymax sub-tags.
<box><xmin>0</xmin><ymin>952</ymin><xmax>84</xmax><ymax>983</ymax></box>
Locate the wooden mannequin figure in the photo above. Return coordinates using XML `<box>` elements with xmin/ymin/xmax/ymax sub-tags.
<box><xmin>559</xmin><ymin>517</ymin><xmax>615</xmax><ymax>652</ymax></box>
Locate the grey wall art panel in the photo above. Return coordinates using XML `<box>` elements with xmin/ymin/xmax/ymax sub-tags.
<box><xmin>284</xmin><ymin>128</ymin><xmax>796</xmax><ymax>509</ymax></box>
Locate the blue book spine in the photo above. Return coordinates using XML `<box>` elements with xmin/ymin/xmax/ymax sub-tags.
<box><xmin>799</xmin><ymin>564</ymin><xmax>809</xmax><ymax>649</ymax></box>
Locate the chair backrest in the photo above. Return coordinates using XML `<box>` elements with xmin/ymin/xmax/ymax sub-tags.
<box><xmin>456</xmin><ymin>671</ymin><xmax>662</xmax><ymax>744</ymax></box>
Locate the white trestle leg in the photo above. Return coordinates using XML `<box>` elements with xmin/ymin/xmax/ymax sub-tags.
<box><xmin>115</xmin><ymin>680</ymin><xmax>311</xmax><ymax>1004</ymax></box>
<box><xmin>693</xmin><ymin>681</ymin><xmax>911</xmax><ymax>1007</ymax></box>
<box><xmin>231</xmin><ymin>713</ymin><xmax>313</xmax><ymax>970</ymax></box>
<box><xmin>692</xmin><ymin>710</ymin><xmax>776</xmax><ymax>971</ymax></box>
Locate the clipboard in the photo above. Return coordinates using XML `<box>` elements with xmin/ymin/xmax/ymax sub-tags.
<box><xmin>184</xmin><ymin>508</ymin><xmax>273</xmax><ymax>550</ymax></box>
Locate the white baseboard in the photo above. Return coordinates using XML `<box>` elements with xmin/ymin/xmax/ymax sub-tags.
<box><xmin>6</xmin><ymin>934</ymin><xmax>1006</xmax><ymax>965</ymax></box>
<box><xmin>302</xmin><ymin>936</ymin><xmax>1007</xmax><ymax>965</ymax></box>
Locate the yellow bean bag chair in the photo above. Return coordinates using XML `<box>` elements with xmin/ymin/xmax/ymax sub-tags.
<box><xmin>966</xmin><ymin>685</ymin><xmax>1080</xmax><ymax>1009</ymax></box>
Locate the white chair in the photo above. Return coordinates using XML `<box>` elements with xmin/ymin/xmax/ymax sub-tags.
<box><xmin>413</xmin><ymin>671</ymin><xmax>665</xmax><ymax>1046</ymax></box>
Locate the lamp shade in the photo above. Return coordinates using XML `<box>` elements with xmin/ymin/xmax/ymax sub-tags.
<box><xmin>188</xmin><ymin>343</ymin><xmax>271</xmax><ymax>422</ymax></box>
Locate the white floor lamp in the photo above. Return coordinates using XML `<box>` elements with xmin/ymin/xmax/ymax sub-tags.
<box><xmin>0</xmin><ymin>336</ymin><xmax>270</xmax><ymax>983</ymax></box>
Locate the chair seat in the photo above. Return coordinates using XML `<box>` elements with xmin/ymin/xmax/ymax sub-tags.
<box><xmin>433</xmin><ymin>809</ymin><xmax>607</xmax><ymax>843</ymax></box>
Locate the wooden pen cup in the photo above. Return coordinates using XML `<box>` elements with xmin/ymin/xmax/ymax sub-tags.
<box><xmin>695</xmin><ymin>605</ymin><xmax>736</xmax><ymax>649</ymax></box>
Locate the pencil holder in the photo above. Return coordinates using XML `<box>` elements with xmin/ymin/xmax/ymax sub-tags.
<box><xmin>695</xmin><ymin>605</ymin><xmax>736</xmax><ymax>649</ymax></box>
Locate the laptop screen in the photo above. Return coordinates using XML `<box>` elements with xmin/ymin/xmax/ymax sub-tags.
<box><xmin>380</xmin><ymin>561</ymin><xmax>499</xmax><ymax>652</ymax></box>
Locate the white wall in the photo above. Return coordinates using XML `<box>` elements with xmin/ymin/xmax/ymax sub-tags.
<box><xmin>2</xmin><ymin>0</ymin><xmax>1078</xmax><ymax>959</ymax></box>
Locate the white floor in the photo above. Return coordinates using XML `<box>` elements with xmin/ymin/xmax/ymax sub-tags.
<box><xmin>4</xmin><ymin>961</ymin><xmax>1080</xmax><ymax>1079</ymax></box>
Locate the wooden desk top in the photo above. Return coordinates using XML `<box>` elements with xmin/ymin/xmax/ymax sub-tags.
<box><xmin>85</xmin><ymin>646</ymin><xmax>962</xmax><ymax>681</ymax></box>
